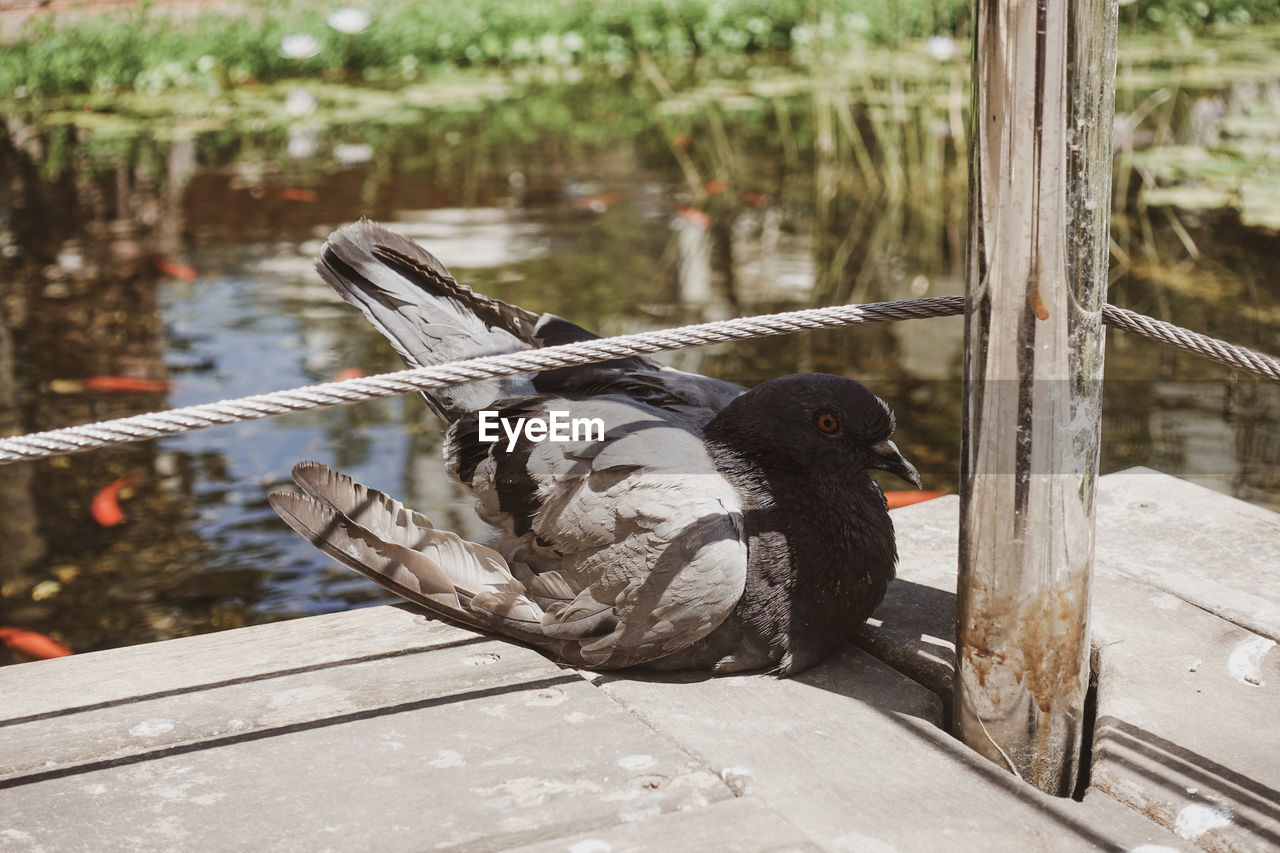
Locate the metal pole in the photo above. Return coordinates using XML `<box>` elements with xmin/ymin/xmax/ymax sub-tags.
<box><xmin>955</xmin><ymin>0</ymin><xmax>1118</xmax><ymax>796</ymax></box>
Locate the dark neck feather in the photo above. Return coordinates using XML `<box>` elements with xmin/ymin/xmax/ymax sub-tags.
<box><xmin>706</xmin><ymin>433</ymin><xmax>899</xmax><ymax>673</ymax></box>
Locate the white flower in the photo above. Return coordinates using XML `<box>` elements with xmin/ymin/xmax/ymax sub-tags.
<box><xmin>288</xmin><ymin>127</ymin><xmax>319</xmax><ymax>159</ymax></box>
<box><xmin>328</xmin><ymin>8</ymin><xmax>370</xmax><ymax>35</ymax></box>
<box><xmin>561</xmin><ymin>31</ymin><xmax>584</xmax><ymax>52</ymax></box>
<box><xmin>285</xmin><ymin>88</ymin><xmax>318</xmax><ymax>118</ymax></box>
<box><xmin>280</xmin><ymin>34</ymin><xmax>322</xmax><ymax>59</ymax></box>
<box><xmin>334</xmin><ymin>143</ymin><xmax>374</xmax><ymax>166</ymax></box>
<box><xmin>925</xmin><ymin>35</ymin><xmax>957</xmax><ymax>62</ymax></box>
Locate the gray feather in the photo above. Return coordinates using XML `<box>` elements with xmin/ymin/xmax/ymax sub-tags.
<box><xmin>277</xmin><ymin>222</ymin><xmax>911</xmax><ymax>675</ymax></box>
<box><xmin>268</xmin><ymin>489</ymin><xmax>477</xmax><ymax>623</ymax></box>
<box><xmin>315</xmin><ymin>220</ymin><xmax>541</xmax><ymax>418</ymax></box>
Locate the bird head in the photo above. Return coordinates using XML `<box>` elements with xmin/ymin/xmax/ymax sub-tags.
<box><xmin>705</xmin><ymin>373</ymin><xmax>921</xmax><ymax>489</ymax></box>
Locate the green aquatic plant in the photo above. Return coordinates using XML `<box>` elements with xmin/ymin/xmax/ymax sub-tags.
<box><xmin>1123</xmin><ymin>0</ymin><xmax>1280</xmax><ymax>30</ymax></box>
<box><xmin>1</xmin><ymin>0</ymin><xmax>965</xmax><ymax>99</ymax></box>
<box><xmin>5</xmin><ymin>0</ymin><xmax>1279</xmax><ymax>100</ymax></box>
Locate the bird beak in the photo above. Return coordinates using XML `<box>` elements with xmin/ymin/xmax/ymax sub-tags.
<box><xmin>868</xmin><ymin>440</ymin><xmax>922</xmax><ymax>488</ymax></box>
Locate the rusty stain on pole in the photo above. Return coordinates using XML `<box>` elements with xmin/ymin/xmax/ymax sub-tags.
<box><xmin>955</xmin><ymin>0</ymin><xmax>1119</xmax><ymax>795</ymax></box>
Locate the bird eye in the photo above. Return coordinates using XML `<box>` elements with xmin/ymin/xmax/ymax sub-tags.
<box><xmin>814</xmin><ymin>411</ymin><xmax>841</xmax><ymax>434</ymax></box>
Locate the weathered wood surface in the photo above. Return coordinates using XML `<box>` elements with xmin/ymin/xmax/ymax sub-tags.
<box><xmin>597</xmin><ymin>646</ymin><xmax>1184</xmax><ymax>852</ymax></box>
<box><xmin>858</xmin><ymin>468</ymin><xmax>1280</xmax><ymax>851</ymax></box>
<box><xmin>2</xmin><ymin>468</ymin><xmax>1272</xmax><ymax>850</ymax></box>
<box><xmin>957</xmin><ymin>0</ymin><xmax>1114</xmax><ymax>793</ymax></box>
<box><xmin>1094</xmin><ymin>468</ymin><xmax>1280</xmax><ymax>643</ymax></box>
<box><xmin>5</xmin><ymin>606</ymin><xmax>480</xmax><ymax>721</ymax></box>
<box><xmin>1090</xmin><ymin>469</ymin><xmax>1280</xmax><ymax>853</ymax></box>
<box><xmin>0</xmin><ymin>611</ymin><xmax>731</xmax><ymax>851</ymax></box>
<box><xmin>1091</xmin><ymin>574</ymin><xmax>1280</xmax><ymax>853</ymax></box>
<box><xmin>509</xmin><ymin>797</ymin><xmax>821</xmax><ymax>852</ymax></box>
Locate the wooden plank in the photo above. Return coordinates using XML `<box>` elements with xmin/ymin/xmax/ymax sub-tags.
<box><xmin>1</xmin><ymin>605</ymin><xmax>480</xmax><ymax>721</ymax></box>
<box><xmin>862</xmin><ymin>467</ymin><xmax>1280</xmax><ymax>691</ymax></box>
<box><xmin>1095</xmin><ymin>467</ymin><xmax>1280</xmax><ymax>642</ymax></box>
<box><xmin>858</xmin><ymin>471</ymin><xmax>1280</xmax><ymax>850</ymax></box>
<box><xmin>0</xmin><ymin>607</ymin><xmax>734</xmax><ymax>851</ymax></box>
<box><xmin>1091</xmin><ymin>573</ymin><xmax>1280</xmax><ymax>853</ymax></box>
<box><xmin>2</xmin><ymin>621</ymin><xmax>546</xmax><ymax>780</ymax></box>
<box><xmin>595</xmin><ymin>644</ymin><xmax>1188</xmax><ymax>852</ymax></box>
<box><xmin>510</xmin><ymin>796</ymin><xmax>822</xmax><ymax>852</ymax></box>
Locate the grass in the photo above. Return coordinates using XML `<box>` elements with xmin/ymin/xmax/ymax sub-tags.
<box><xmin>1</xmin><ymin>0</ymin><xmax>964</xmax><ymax>98</ymax></box>
<box><xmin>4</xmin><ymin>0</ymin><xmax>1278</xmax><ymax>99</ymax></box>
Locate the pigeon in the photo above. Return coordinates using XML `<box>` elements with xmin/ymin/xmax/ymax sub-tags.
<box><xmin>269</xmin><ymin>221</ymin><xmax>920</xmax><ymax>675</ymax></box>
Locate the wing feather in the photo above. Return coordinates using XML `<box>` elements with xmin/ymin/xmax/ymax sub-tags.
<box><xmin>282</xmin><ymin>222</ymin><xmax>759</xmax><ymax>670</ymax></box>
<box><xmin>287</xmin><ymin>462</ymin><xmax>520</xmax><ymax>598</ymax></box>
<box><xmin>269</xmin><ymin>490</ymin><xmax>476</xmax><ymax>622</ymax></box>
<box><xmin>447</xmin><ymin>396</ymin><xmax>749</xmax><ymax>669</ymax></box>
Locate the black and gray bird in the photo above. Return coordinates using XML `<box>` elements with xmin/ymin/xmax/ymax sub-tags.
<box><xmin>270</xmin><ymin>221</ymin><xmax>920</xmax><ymax>676</ymax></box>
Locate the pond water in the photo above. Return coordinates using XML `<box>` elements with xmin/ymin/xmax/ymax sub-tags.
<box><xmin>1</xmin><ymin>43</ymin><xmax>1278</xmax><ymax>662</ymax></box>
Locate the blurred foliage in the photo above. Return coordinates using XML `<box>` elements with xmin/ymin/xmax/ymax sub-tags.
<box><xmin>4</xmin><ymin>0</ymin><xmax>1277</xmax><ymax>98</ymax></box>
<box><xmin>1</xmin><ymin>0</ymin><xmax>961</xmax><ymax>98</ymax></box>
<box><xmin>1122</xmin><ymin>0</ymin><xmax>1280</xmax><ymax>30</ymax></box>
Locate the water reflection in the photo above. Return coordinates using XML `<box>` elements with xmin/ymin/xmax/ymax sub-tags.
<box><xmin>0</xmin><ymin>67</ymin><xmax>1276</xmax><ymax>663</ymax></box>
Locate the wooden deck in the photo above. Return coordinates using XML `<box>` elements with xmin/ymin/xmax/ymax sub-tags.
<box><xmin>2</xmin><ymin>469</ymin><xmax>1277</xmax><ymax>851</ymax></box>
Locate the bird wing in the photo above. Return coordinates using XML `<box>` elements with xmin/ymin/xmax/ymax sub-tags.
<box><xmin>269</xmin><ymin>463</ymin><xmax>595</xmax><ymax>663</ymax></box>
<box><xmin>446</xmin><ymin>395</ymin><xmax>748</xmax><ymax>669</ymax></box>
<box><xmin>271</xmin><ymin>425</ymin><xmax>748</xmax><ymax>671</ymax></box>
<box><xmin>315</xmin><ymin>220</ymin><xmax>543</xmax><ymax>418</ymax></box>
<box><xmin>297</xmin><ymin>221</ymin><xmax>752</xmax><ymax>668</ymax></box>
<box><xmin>314</xmin><ymin>221</ymin><xmax>743</xmax><ymax>421</ymax></box>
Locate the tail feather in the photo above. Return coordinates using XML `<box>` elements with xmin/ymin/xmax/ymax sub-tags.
<box><xmin>372</xmin><ymin>240</ymin><xmax>541</xmax><ymax>341</ymax></box>
<box><xmin>269</xmin><ymin>463</ymin><xmax>603</xmax><ymax>664</ymax></box>
<box><xmin>291</xmin><ymin>459</ymin><xmax>435</xmax><ymax>542</ymax></box>
<box><xmin>315</xmin><ymin>220</ymin><xmax>541</xmax><ymax>419</ymax></box>
<box><xmin>269</xmin><ymin>489</ymin><xmax>487</xmax><ymax>626</ymax></box>
<box><xmin>284</xmin><ymin>458</ymin><xmax>524</xmax><ymax>596</ymax></box>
